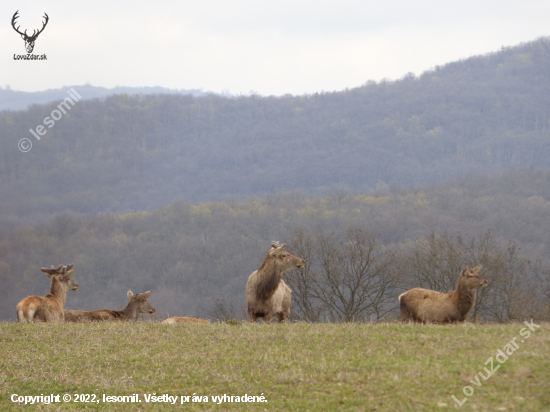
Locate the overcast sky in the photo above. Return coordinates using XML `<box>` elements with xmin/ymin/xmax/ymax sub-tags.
<box><xmin>1</xmin><ymin>1</ymin><xmax>549</xmax><ymax>96</ymax></box>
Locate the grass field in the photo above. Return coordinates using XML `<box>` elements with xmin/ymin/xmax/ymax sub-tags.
<box><xmin>0</xmin><ymin>321</ymin><xmax>548</xmax><ymax>411</ymax></box>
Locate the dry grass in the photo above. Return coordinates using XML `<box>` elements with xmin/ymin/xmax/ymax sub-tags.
<box><xmin>0</xmin><ymin>321</ymin><xmax>549</xmax><ymax>411</ymax></box>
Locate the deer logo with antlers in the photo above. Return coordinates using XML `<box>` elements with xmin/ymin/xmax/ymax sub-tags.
<box><xmin>11</xmin><ymin>11</ymin><xmax>49</xmax><ymax>54</ymax></box>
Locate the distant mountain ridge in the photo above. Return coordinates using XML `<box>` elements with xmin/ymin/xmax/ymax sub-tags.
<box><xmin>1</xmin><ymin>37</ymin><xmax>550</xmax><ymax>225</ymax></box>
<box><xmin>0</xmin><ymin>84</ymin><xmax>207</xmax><ymax>111</ymax></box>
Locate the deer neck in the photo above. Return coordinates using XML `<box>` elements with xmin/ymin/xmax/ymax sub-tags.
<box><xmin>120</xmin><ymin>302</ymin><xmax>140</xmax><ymax>320</ymax></box>
<box><xmin>455</xmin><ymin>278</ymin><xmax>476</xmax><ymax>315</ymax></box>
<box><xmin>256</xmin><ymin>259</ymin><xmax>284</xmax><ymax>299</ymax></box>
<box><xmin>49</xmin><ymin>278</ymin><xmax>67</xmax><ymax>308</ymax></box>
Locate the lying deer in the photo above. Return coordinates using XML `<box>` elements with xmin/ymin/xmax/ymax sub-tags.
<box><xmin>399</xmin><ymin>265</ymin><xmax>487</xmax><ymax>323</ymax></box>
<box><xmin>64</xmin><ymin>290</ymin><xmax>155</xmax><ymax>322</ymax></box>
<box><xmin>16</xmin><ymin>264</ymin><xmax>79</xmax><ymax>323</ymax></box>
<box><xmin>162</xmin><ymin>316</ymin><xmax>210</xmax><ymax>324</ymax></box>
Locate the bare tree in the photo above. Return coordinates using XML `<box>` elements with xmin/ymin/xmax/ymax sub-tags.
<box><xmin>209</xmin><ymin>298</ymin><xmax>244</xmax><ymax>322</ymax></box>
<box><xmin>486</xmin><ymin>245</ymin><xmax>549</xmax><ymax>322</ymax></box>
<box><xmin>286</xmin><ymin>227</ymin><xmax>400</xmax><ymax>322</ymax></box>
<box><xmin>407</xmin><ymin>232</ymin><xmax>464</xmax><ymax>293</ymax></box>
<box><xmin>285</xmin><ymin>228</ymin><xmax>323</xmax><ymax>322</ymax></box>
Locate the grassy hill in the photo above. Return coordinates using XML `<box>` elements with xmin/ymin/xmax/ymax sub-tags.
<box><xmin>0</xmin><ymin>322</ymin><xmax>548</xmax><ymax>411</ymax></box>
<box><xmin>1</xmin><ymin>38</ymin><xmax>550</xmax><ymax>223</ymax></box>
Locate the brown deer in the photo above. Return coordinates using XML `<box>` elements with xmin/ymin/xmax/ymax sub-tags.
<box><xmin>399</xmin><ymin>265</ymin><xmax>488</xmax><ymax>324</ymax></box>
<box><xmin>161</xmin><ymin>316</ymin><xmax>210</xmax><ymax>324</ymax></box>
<box><xmin>64</xmin><ymin>290</ymin><xmax>155</xmax><ymax>322</ymax></box>
<box><xmin>246</xmin><ymin>241</ymin><xmax>305</xmax><ymax>323</ymax></box>
<box><xmin>16</xmin><ymin>264</ymin><xmax>79</xmax><ymax>323</ymax></box>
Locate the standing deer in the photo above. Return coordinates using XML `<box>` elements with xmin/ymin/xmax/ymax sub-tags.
<box><xmin>246</xmin><ymin>241</ymin><xmax>305</xmax><ymax>323</ymax></box>
<box><xmin>11</xmin><ymin>11</ymin><xmax>49</xmax><ymax>53</ymax></box>
<box><xmin>399</xmin><ymin>265</ymin><xmax>488</xmax><ymax>324</ymax></box>
<box><xmin>64</xmin><ymin>290</ymin><xmax>155</xmax><ymax>322</ymax></box>
<box><xmin>16</xmin><ymin>264</ymin><xmax>79</xmax><ymax>323</ymax></box>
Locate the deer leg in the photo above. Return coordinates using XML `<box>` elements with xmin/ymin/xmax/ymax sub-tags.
<box><xmin>26</xmin><ymin>308</ymin><xmax>36</xmax><ymax>324</ymax></box>
<box><xmin>277</xmin><ymin>310</ymin><xmax>289</xmax><ymax>323</ymax></box>
<box><xmin>248</xmin><ymin>311</ymin><xmax>259</xmax><ymax>323</ymax></box>
<box><xmin>400</xmin><ymin>307</ymin><xmax>410</xmax><ymax>322</ymax></box>
<box><xmin>400</xmin><ymin>299</ymin><xmax>415</xmax><ymax>323</ymax></box>
<box><xmin>263</xmin><ymin>314</ymin><xmax>274</xmax><ymax>324</ymax></box>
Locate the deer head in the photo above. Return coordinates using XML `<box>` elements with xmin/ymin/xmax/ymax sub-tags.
<box><xmin>40</xmin><ymin>263</ymin><xmax>79</xmax><ymax>292</ymax></box>
<box><xmin>269</xmin><ymin>242</ymin><xmax>306</xmax><ymax>271</ymax></box>
<box><xmin>12</xmin><ymin>11</ymin><xmax>49</xmax><ymax>54</ymax></box>
<box><xmin>460</xmin><ymin>265</ymin><xmax>488</xmax><ymax>289</ymax></box>
<box><xmin>127</xmin><ymin>290</ymin><xmax>156</xmax><ymax>314</ymax></box>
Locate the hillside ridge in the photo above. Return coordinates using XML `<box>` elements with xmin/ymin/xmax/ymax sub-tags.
<box><xmin>1</xmin><ymin>37</ymin><xmax>549</xmax><ymax>223</ymax></box>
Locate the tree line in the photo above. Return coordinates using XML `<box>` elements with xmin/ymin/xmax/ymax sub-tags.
<box><xmin>1</xmin><ymin>169</ymin><xmax>549</xmax><ymax>322</ymax></box>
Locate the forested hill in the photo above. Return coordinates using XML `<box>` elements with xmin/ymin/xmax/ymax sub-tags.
<box><xmin>1</xmin><ymin>38</ymin><xmax>550</xmax><ymax>224</ymax></box>
<box><xmin>0</xmin><ymin>85</ymin><xmax>206</xmax><ymax>111</ymax></box>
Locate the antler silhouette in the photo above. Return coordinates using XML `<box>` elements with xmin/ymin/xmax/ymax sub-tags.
<box><xmin>11</xmin><ymin>11</ymin><xmax>49</xmax><ymax>53</ymax></box>
<box><xmin>11</xmin><ymin>11</ymin><xmax>25</xmax><ymax>37</ymax></box>
<box><xmin>32</xmin><ymin>12</ymin><xmax>49</xmax><ymax>39</ymax></box>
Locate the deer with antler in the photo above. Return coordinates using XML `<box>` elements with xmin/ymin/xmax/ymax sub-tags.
<box><xmin>11</xmin><ymin>11</ymin><xmax>49</xmax><ymax>54</ymax></box>
<box><xmin>16</xmin><ymin>264</ymin><xmax>79</xmax><ymax>323</ymax></box>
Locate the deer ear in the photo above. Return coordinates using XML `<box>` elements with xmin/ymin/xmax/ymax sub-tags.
<box><xmin>473</xmin><ymin>264</ymin><xmax>482</xmax><ymax>272</ymax></box>
<box><xmin>141</xmin><ymin>290</ymin><xmax>152</xmax><ymax>299</ymax></box>
<box><xmin>127</xmin><ymin>290</ymin><xmax>133</xmax><ymax>299</ymax></box>
<box><xmin>271</xmin><ymin>244</ymin><xmax>286</xmax><ymax>257</ymax></box>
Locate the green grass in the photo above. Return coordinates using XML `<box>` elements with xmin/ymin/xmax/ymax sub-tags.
<box><xmin>0</xmin><ymin>321</ymin><xmax>548</xmax><ymax>411</ymax></box>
